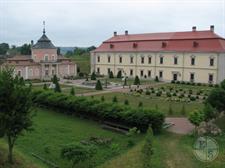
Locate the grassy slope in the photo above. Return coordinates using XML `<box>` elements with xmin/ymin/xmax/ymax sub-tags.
<box><xmin>90</xmin><ymin>92</ymin><xmax>204</xmax><ymax>116</ymax></box>
<box><xmin>100</xmin><ymin>132</ymin><xmax>225</xmax><ymax>168</ymax></box>
<box><xmin>71</xmin><ymin>54</ymin><xmax>90</xmax><ymax>74</ymax></box>
<box><xmin>11</xmin><ymin>108</ymin><xmax>143</xmax><ymax>168</ymax></box>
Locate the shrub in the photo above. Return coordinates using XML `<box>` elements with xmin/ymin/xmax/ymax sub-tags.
<box><xmin>101</xmin><ymin>96</ymin><xmax>105</xmax><ymax>102</ymax></box>
<box><xmin>70</xmin><ymin>87</ymin><xmax>75</xmax><ymax>96</ymax></box>
<box><xmin>52</xmin><ymin>75</ymin><xmax>61</xmax><ymax>92</ymax></box>
<box><xmin>166</xmin><ymin>92</ymin><xmax>171</xmax><ymax>97</ymax></box>
<box><xmin>109</xmin><ymin>71</ymin><xmax>114</xmax><ymax>78</ymax></box>
<box><xmin>124</xmin><ymin>99</ymin><xmax>129</xmax><ymax>105</ymax></box>
<box><xmin>156</xmin><ymin>91</ymin><xmax>162</xmax><ymax>97</ymax></box>
<box><xmin>189</xmin><ymin>89</ymin><xmax>193</xmax><ymax>94</ymax></box>
<box><xmin>181</xmin><ymin>81</ymin><xmax>185</xmax><ymax>84</ymax></box>
<box><xmin>43</xmin><ymin>83</ymin><xmax>48</xmax><ymax>90</ymax></box>
<box><xmin>155</xmin><ymin>76</ymin><xmax>159</xmax><ymax>82</ymax></box>
<box><xmin>138</xmin><ymin>102</ymin><xmax>143</xmax><ymax>107</ymax></box>
<box><xmin>112</xmin><ymin>96</ymin><xmax>118</xmax><ymax>103</ymax></box>
<box><xmin>32</xmin><ymin>90</ymin><xmax>165</xmax><ymax>133</ymax></box>
<box><xmin>172</xmin><ymin>92</ymin><xmax>177</xmax><ymax>96</ymax></box>
<box><xmin>134</xmin><ymin>76</ymin><xmax>140</xmax><ymax>85</ymax></box>
<box><xmin>197</xmin><ymin>83</ymin><xmax>202</xmax><ymax>86</ymax></box>
<box><xmin>190</xmin><ymin>96</ymin><xmax>196</xmax><ymax>101</ymax></box>
<box><xmin>117</xmin><ymin>71</ymin><xmax>122</xmax><ymax>78</ymax></box>
<box><xmin>171</xmin><ymin>80</ymin><xmax>175</xmax><ymax>84</ymax></box>
<box><xmin>145</xmin><ymin>90</ymin><xmax>151</xmax><ymax>95</ymax></box>
<box><xmin>91</xmin><ymin>72</ymin><xmax>97</xmax><ymax>80</ymax></box>
<box><xmin>176</xmin><ymin>81</ymin><xmax>180</xmax><ymax>84</ymax></box>
<box><xmin>95</xmin><ymin>80</ymin><xmax>103</xmax><ymax>90</ymax></box>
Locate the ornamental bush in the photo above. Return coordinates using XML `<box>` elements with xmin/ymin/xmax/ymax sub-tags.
<box><xmin>117</xmin><ymin>71</ymin><xmax>122</xmax><ymax>78</ymax></box>
<box><xmin>32</xmin><ymin>90</ymin><xmax>165</xmax><ymax>133</ymax></box>
<box><xmin>95</xmin><ymin>80</ymin><xmax>103</xmax><ymax>90</ymax></box>
<box><xmin>134</xmin><ymin>76</ymin><xmax>140</xmax><ymax>85</ymax></box>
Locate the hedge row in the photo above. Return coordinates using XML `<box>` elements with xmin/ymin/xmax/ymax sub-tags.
<box><xmin>32</xmin><ymin>90</ymin><xmax>165</xmax><ymax>133</ymax></box>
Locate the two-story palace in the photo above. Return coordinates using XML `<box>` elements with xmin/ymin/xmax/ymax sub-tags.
<box><xmin>91</xmin><ymin>26</ymin><xmax>225</xmax><ymax>84</ymax></box>
<box><xmin>2</xmin><ymin>28</ymin><xmax>77</xmax><ymax>80</ymax></box>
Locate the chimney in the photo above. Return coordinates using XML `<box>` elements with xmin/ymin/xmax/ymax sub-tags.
<box><xmin>125</xmin><ymin>30</ymin><xmax>128</xmax><ymax>35</ymax></box>
<box><xmin>114</xmin><ymin>31</ymin><xmax>117</xmax><ymax>36</ymax></box>
<box><xmin>192</xmin><ymin>26</ymin><xmax>196</xmax><ymax>32</ymax></box>
<box><xmin>210</xmin><ymin>25</ymin><xmax>214</xmax><ymax>32</ymax></box>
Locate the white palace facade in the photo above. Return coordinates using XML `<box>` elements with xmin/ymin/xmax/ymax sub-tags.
<box><xmin>91</xmin><ymin>26</ymin><xmax>225</xmax><ymax>84</ymax></box>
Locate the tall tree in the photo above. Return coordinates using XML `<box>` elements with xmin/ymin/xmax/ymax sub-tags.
<box><xmin>52</xmin><ymin>75</ymin><xmax>61</xmax><ymax>92</ymax></box>
<box><xmin>20</xmin><ymin>44</ymin><xmax>31</xmax><ymax>55</ymax></box>
<box><xmin>0</xmin><ymin>68</ymin><xmax>33</xmax><ymax>163</ymax></box>
<box><xmin>0</xmin><ymin>43</ymin><xmax>9</xmax><ymax>55</ymax></box>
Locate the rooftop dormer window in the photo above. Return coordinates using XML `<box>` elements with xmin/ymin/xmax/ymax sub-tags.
<box><xmin>162</xmin><ymin>42</ymin><xmax>167</xmax><ymax>48</ymax></box>
<box><xmin>133</xmin><ymin>43</ymin><xmax>138</xmax><ymax>48</ymax></box>
<box><xmin>193</xmin><ymin>41</ymin><xmax>199</xmax><ymax>47</ymax></box>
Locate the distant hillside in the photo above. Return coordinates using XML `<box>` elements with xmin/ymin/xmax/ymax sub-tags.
<box><xmin>59</xmin><ymin>47</ymin><xmax>75</xmax><ymax>55</ymax></box>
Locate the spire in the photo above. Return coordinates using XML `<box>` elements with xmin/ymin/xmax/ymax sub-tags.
<box><xmin>43</xmin><ymin>21</ymin><xmax>46</xmax><ymax>34</ymax></box>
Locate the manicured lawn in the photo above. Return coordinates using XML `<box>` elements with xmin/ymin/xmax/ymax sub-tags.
<box><xmin>4</xmin><ymin>108</ymin><xmax>143</xmax><ymax>168</ymax></box>
<box><xmin>100</xmin><ymin>131</ymin><xmax>225</xmax><ymax>168</ymax></box>
<box><xmin>99</xmin><ymin>78</ymin><xmax>157</xmax><ymax>86</ymax></box>
<box><xmin>90</xmin><ymin>92</ymin><xmax>204</xmax><ymax>116</ymax></box>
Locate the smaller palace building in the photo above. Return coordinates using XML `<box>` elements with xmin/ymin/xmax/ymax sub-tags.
<box><xmin>1</xmin><ymin>27</ymin><xmax>76</xmax><ymax>80</ymax></box>
<box><xmin>91</xmin><ymin>26</ymin><xmax>225</xmax><ymax>84</ymax></box>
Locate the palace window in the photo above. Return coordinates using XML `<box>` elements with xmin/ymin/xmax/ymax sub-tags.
<box><xmin>97</xmin><ymin>56</ymin><xmax>100</xmax><ymax>63</ymax></box>
<box><xmin>174</xmin><ymin>57</ymin><xmax>178</xmax><ymax>65</ymax></box>
<box><xmin>159</xmin><ymin>71</ymin><xmax>163</xmax><ymax>78</ymax></box>
<box><xmin>97</xmin><ymin>67</ymin><xmax>100</xmax><ymax>74</ymax></box>
<box><xmin>148</xmin><ymin>57</ymin><xmax>152</xmax><ymax>64</ymax></box>
<box><xmin>44</xmin><ymin>55</ymin><xmax>49</xmax><ymax>61</ymax></box>
<box><xmin>29</xmin><ymin>69</ymin><xmax>33</xmax><ymax>76</ymax></box>
<box><xmin>191</xmin><ymin>57</ymin><xmax>195</xmax><ymax>65</ymax></box>
<box><xmin>148</xmin><ymin>70</ymin><xmax>151</xmax><ymax>77</ymax></box>
<box><xmin>140</xmin><ymin>70</ymin><xmax>144</xmax><ymax>77</ymax></box>
<box><xmin>160</xmin><ymin>57</ymin><xmax>163</xmax><ymax>64</ymax></box>
<box><xmin>141</xmin><ymin>57</ymin><xmax>145</xmax><ymax>64</ymax></box>
<box><xmin>190</xmin><ymin>73</ymin><xmax>195</xmax><ymax>82</ymax></box>
<box><xmin>108</xmin><ymin>56</ymin><xmax>111</xmax><ymax>63</ymax></box>
<box><xmin>210</xmin><ymin>58</ymin><xmax>214</xmax><ymax>66</ymax></box>
<box><xmin>130</xmin><ymin>57</ymin><xmax>134</xmax><ymax>64</ymax></box>
<box><xmin>209</xmin><ymin>74</ymin><xmax>213</xmax><ymax>83</ymax></box>
<box><xmin>130</xmin><ymin>69</ymin><xmax>133</xmax><ymax>76</ymax></box>
<box><xmin>119</xmin><ymin>56</ymin><xmax>122</xmax><ymax>63</ymax></box>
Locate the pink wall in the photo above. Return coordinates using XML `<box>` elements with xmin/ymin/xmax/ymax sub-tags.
<box><xmin>32</xmin><ymin>49</ymin><xmax>57</xmax><ymax>62</ymax></box>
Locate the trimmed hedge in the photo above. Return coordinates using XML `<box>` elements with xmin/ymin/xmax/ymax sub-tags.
<box><xmin>32</xmin><ymin>90</ymin><xmax>165</xmax><ymax>134</ymax></box>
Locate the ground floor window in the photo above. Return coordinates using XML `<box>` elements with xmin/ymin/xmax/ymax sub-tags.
<box><xmin>97</xmin><ymin>67</ymin><xmax>100</xmax><ymax>74</ymax></box>
<box><xmin>45</xmin><ymin>70</ymin><xmax>49</xmax><ymax>76</ymax></box>
<box><xmin>29</xmin><ymin>69</ymin><xmax>33</xmax><ymax>77</ymax></box>
<box><xmin>173</xmin><ymin>73</ymin><xmax>178</xmax><ymax>81</ymax></box>
<box><xmin>140</xmin><ymin>70</ymin><xmax>144</xmax><ymax>77</ymax></box>
<box><xmin>148</xmin><ymin>70</ymin><xmax>151</xmax><ymax>77</ymax></box>
<box><xmin>190</xmin><ymin>73</ymin><xmax>195</xmax><ymax>82</ymax></box>
<box><xmin>209</xmin><ymin>74</ymin><xmax>213</xmax><ymax>83</ymax></box>
<box><xmin>130</xmin><ymin>69</ymin><xmax>133</xmax><ymax>76</ymax></box>
<box><xmin>159</xmin><ymin>71</ymin><xmax>163</xmax><ymax>78</ymax></box>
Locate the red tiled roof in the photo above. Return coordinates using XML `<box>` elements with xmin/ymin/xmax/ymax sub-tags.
<box><xmin>7</xmin><ymin>55</ymin><xmax>32</xmax><ymax>61</ymax></box>
<box><xmin>93</xmin><ymin>30</ymin><xmax>225</xmax><ymax>52</ymax></box>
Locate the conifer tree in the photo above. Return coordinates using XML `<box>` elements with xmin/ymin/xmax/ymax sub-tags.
<box><xmin>134</xmin><ymin>76</ymin><xmax>140</xmax><ymax>85</ymax></box>
<box><xmin>95</xmin><ymin>80</ymin><xmax>103</xmax><ymax>90</ymax></box>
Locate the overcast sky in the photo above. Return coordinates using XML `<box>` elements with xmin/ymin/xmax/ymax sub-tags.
<box><xmin>0</xmin><ymin>0</ymin><xmax>224</xmax><ymax>47</ymax></box>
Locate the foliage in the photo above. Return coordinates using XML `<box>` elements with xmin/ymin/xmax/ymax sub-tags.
<box><xmin>155</xmin><ymin>76</ymin><xmax>159</xmax><ymax>82</ymax></box>
<box><xmin>117</xmin><ymin>71</ymin><xmax>122</xmax><ymax>78</ymax></box>
<box><xmin>52</xmin><ymin>75</ymin><xmax>61</xmax><ymax>92</ymax></box>
<box><xmin>206</xmin><ymin>88</ymin><xmax>225</xmax><ymax>111</ymax></box>
<box><xmin>203</xmin><ymin>103</ymin><xmax>217</xmax><ymax>122</ymax></box>
<box><xmin>32</xmin><ymin>90</ymin><xmax>165</xmax><ymax>133</ymax></box>
<box><xmin>0</xmin><ymin>43</ymin><xmax>9</xmax><ymax>55</ymax></box>
<box><xmin>112</xmin><ymin>96</ymin><xmax>118</xmax><ymax>103</ymax></box>
<box><xmin>142</xmin><ymin>127</ymin><xmax>154</xmax><ymax>168</ymax></box>
<box><xmin>133</xmin><ymin>76</ymin><xmax>140</xmax><ymax>85</ymax></box>
<box><xmin>109</xmin><ymin>71</ymin><xmax>114</xmax><ymax>78</ymax></box>
<box><xmin>220</xmin><ymin>79</ymin><xmax>225</xmax><ymax>90</ymax></box>
<box><xmin>43</xmin><ymin>83</ymin><xmax>48</xmax><ymax>90</ymax></box>
<box><xmin>138</xmin><ymin>102</ymin><xmax>143</xmax><ymax>107</ymax></box>
<box><xmin>188</xmin><ymin>110</ymin><xmax>204</xmax><ymax>127</ymax></box>
<box><xmin>20</xmin><ymin>43</ymin><xmax>31</xmax><ymax>55</ymax></box>
<box><xmin>124</xmin><ymin>99</ymin><xmax>129</xmax><ymax>105</ymax></box>
<box><xmin>61</xmin><ymin>142</ymin><xmax>96</xmax><ymax>168</ymax></box>
<box><xmin>0</xmin><ymin>68</ymin><xmax>33</xmax><ymax>163</ymax></box>
<box><xmin>101</xmin><ymin>95</ymin><xmax>105</xmax><ymax>102</ymax></box>
<box><xmin>95</xmin><ymin>80</ymin><xmax>103</xmax><ymax>90</ymax></box>
<box><xmin>91</xmin><ymin>72</ymin><xmax>97</xmax><ymax>80</ymax></box>
<box><xmin>70</xmin><ymin>87</ymin><xmax>75</xmax><ymax>96</ymax></box>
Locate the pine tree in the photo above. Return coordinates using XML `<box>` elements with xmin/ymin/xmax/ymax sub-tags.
<box><xmin>124</xmin><ymin>77</ymin><xmax>127</xmax><ymax>86</ymax></box>
<box><xmin>52</xmin><ymin>75</ymin><xmax>61</xmax><ymax>92</ymax></box>
<box><xmin>95</xmin><ymin>80</ymin><xmax>103</xmax><ymax>90</ymax></box>
<box><xmin>134</xmin><ymin>76</ymin><xmax>140</xmax><ymax>85</ymax></box>
<box><xmin>91</xmin><ymin>72</ymin><xmax>96</xmax><ymax>80</ymax></box>
<box><xmin>70</xmin><ymin>87</ymin><xmax>75</xmax><ymax>95</ymax></box>
<box><xmin>43</xmin><ymin>83</ymin><xmax>48</xmax><ymax>90</ymax></box>
<box><xmin>109</xmin><ymin>71</ymin><xmax>114</xmax><ymax>78</ymax></box>
<box><xmin>112</xmin><ymin>96</ymin><xmax>118</xmax><ymax>103</ymax></box>
<box><xmin>155</xmin><ymin>76</ymin><xmax>159</xmax><ymax>82</ymax></box>
<box><xmin>117</xmin><ymin>71</ymin><xmax>122</xmax><ymax>78</ymax></box>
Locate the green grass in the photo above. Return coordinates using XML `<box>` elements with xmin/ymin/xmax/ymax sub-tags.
<box><xmin>100</xmin><ymin>78</ymin><xmax>157</xmax><ymax>86</ymax></box>
<box><xmin>71</xmin><ymin>54</ymin><xmax>90</xmax><ymax>74</ymax></box>
<box><xmin>90</xmin><ymin>92</ymin><xmax>204</xmax><ymax>116</ymax></box>
<box><xmin>3</xmin><ymin>108</ymin><xmax>143</xmax><ymax>168</ymax></box>
<box><xmin>100</xmin><ymin>131</ymin><xmax>225</xmax><ymax>168</ymax></box>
